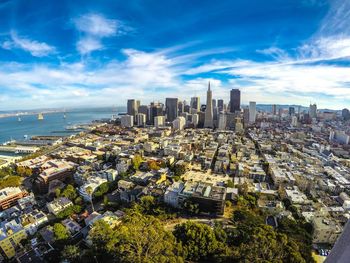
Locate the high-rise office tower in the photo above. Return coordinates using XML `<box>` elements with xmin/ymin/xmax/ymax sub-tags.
<box><xmin>212</xmin><ymin>99</ymin><xmax>217</xmax><ymax>121</ymax></box>
<box><xmin>218</xmin><ymin>113</ymin><xmax>226</xmax><ymax>130</ymax></box>
<box><xmin>192</xmin><ymin>114</ymin><xmax>199</xmax><ymax>127</ymax></box>
<box><xmin>243</xmin><ymin>108</ymin><xmax>249</xmax><ymax>126</ymax></box>
<box><xmin>272</xmin><ymin>104</ymin><xmax>277</xmax><ymax>115</ymax></box>
<box><xmin>190</xmin><ymin>97</ymin><xmax>200</xmax><ymax>112</ymax></box>
<box><xmin>309</xmin><ymin>103</ymin><xmax>317</xmax><ymax>119</ymax></box>
<box><xmin>178</xmin><ymin>101</ymin><xmax>184</xmax><ymax>115</ymax></box>
<box><xmin>212</xmin><ymin>99</ymin><xmax>217</xmax><ymax>109</ymax></box>
<box><xmin>136</xmin><ymin>113</ymin><xmax>146</xmax><ymax>127</ymax></box>
<box><xmin>249</xmin><ymin>102</ymin><xmax>256</xmax><ymax>123</ymax></box>
<box><xmin>165</xmin><ymin>98</ymin><xmax>178</xmax><ymax>122</ymax></box>
<box><xmin>138</xmin><ymin>105</ymin><xmax>150</xmax><ymax>124</ymax></box>
<box><xmin>230</xmin><ymin>89</ymin><xmax>241</xmax><ymax>112</ymax></box>
<box><xmin>136</xmin><ymin>100</ymin><xmax>140</xmax><ymax>111</ymax></box>
<box><xmin>289</xmin><ymin>107</ymin><xmax>295</xmax><ymax>116</ymax></box>
<box><xmin>226</xmin><ymin>112</ymin><xmax>235</xmax><ymax>129</ymax></box>
<box><xmin>127</xmin><ymin>99</ymin><xmax>137</xmax><ymax>117</ymax></box>
<box><xmin>342</xmin><ymin>108</ymin><xmax>350</xmax><ymax>120</ymax></box>
<box><xmin>150</xmin><ymin>102</ymin><xmax>164</xmax><ymax>125</ymax></box>
<box><xmin>218</xmin><ymin>99</ymin><xmax>224</xmax><ymax>112</ymax></box>
<box><xmin>198</xmin><ymin>112</ymin><xmax>205</xmax><ymax>128</ymax></box>
<box><xmin>204</xmin><ymin>82</ymin><xmax>214</xmax><ymax>128</ymax></box>
<box><xmin>213</xmin><ymin>106</ymin><xmax>218</xmax><ymax>121</ymax></box>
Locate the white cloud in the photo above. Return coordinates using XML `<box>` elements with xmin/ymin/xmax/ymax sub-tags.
<box><xmin>1</xmin><ymin>30</ymin><xmax>55</xmax><ymax>57</ymax></box>
<box><xmin>76</xmin><ymin>37</ymin><xmax>103</xmax><ymax>55</ymax></box>
<box><xmin>256</xmin><ymin>47</ymin><xmax>290</xmax><ymax>61</ymax></box>
<box><xmin>74</xmin><ymin>13</ymin><xmax>117</xmax><ymax>37</ymax></box>
<box><xmin>73</xmin><ymin>13</ymin><xmax>120</xmax><ymax>55</ymax></box>
<box><xmin>0</xmin><ymin>48</ymin><xmax>182</xmax><ymax>110</ymax></box>
<box><xmin>298</xmin><ymin>37</ymin><xmax>350</xmax><ymax>61</ymax></box>
<box><xmin>317</xmin><ymin>0</ymin><xmax>350</xmax><ymax>36</ymax></box>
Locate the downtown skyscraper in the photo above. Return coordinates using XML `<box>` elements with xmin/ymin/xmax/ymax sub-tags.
<box><xmin>204</xmin><ymin>82</ymin><xmax>214</xmax><ymax>128</ymax></box>
<box><xmin>165</xmin><ymin>98</ymin><xmax>178</xmax><ymax>122</ymax></box>
<box><xmin>230</xmin><ymin>89</ymin><xmax>241</xmax><ymax>113</ymax></box>
<box><xmin>127</xmin><ymin>99</ymin><xmax>137</xmax><ymax>117</ymax></box>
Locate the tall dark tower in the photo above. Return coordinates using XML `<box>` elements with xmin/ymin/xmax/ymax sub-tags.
<box><xmin>127</xmin><ymin>99</ymin><xmax>137</xmax><ymax>117</ymax></box>
<box><xmin>218</xmin><ymin>99</ymin><xmax>224</xmax><ymax>112</ymax></box>
<box><xmin>165</xmin><ymin>98</ymin><xmax>178</xmax><ymax>122</ymax></box>
<box><xmin>230</xmin><ymin>89</ymin><xmax>241</xmax><ymax>113</ymax></box>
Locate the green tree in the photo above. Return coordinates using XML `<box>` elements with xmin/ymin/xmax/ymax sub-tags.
<box><xmin>232</xmin><ymin>225</ymin><xmax>305</xmax><ymax>263</ymax></box>
<box><xmin>116</xmin><ymin>213</ymin><xmax>183</xmax><ymax>263</ymax></box>
<box><xmin>90</xmin><ymin>213</ymin><xmax>183</xmax><ymax>263</ymax></box>
<box><xmin>62</xmin><ymin>245</ymin><xmax>80</xmax><ymax>262</ymax></box>
<box><xmin>278</xmin><ymin>217</ymin><xmax>314</xmax><ymax>263</ymax></box>
<box><xmin>173</xmin><ymin>221</ymin><xmax>220</xmax><ymax>261</ymax></box>
<box><xmin>148</xmin><ymin>160</ymin><xmax>160</xmax><ymax>171</ymax></box>
<box><xmin>132</xmin><ymin>154</ymin><xmax>143</xmax><ymax>170</ymax></box>
<box><xmin>89</xmin><ymin>220</ymin><xmax>116</xmax><ymax>258</ymax></box>
<box><xmin>60</xmin><ymin>184</ymin><xmax>78</xmax><ymax>201</ymax></box>
<box><xmin>138</xmin><ymin>195</ymin><xmax>156</xmax><ymax>213</ymax></box>
<box><xmin>0</xmin><ymin>176</ymin><xmax>22</xmax><ymax>189</ymax></box>
<box><xmin>226</xmin><ymin>180</ymin><xmax>234</xmax><ymax>188</ymax></box>
<box><xmin>182</xmin><ymin>199</ymin><xmax>200</xmax><ymax>215</ymax></box>
<box><xmin>94</xmin><ymin>182</ymin><xmax>109</xmax><ymax>198</ymax></box>
<box><xmin>74</xmin><ymin>196</ymin><xmax>83</xmax><ymax>205</ymax></box>
<box><xmin>57</xmin><ymin>205</ymin><xmax>82</xmax><ymax>219</ymax></box>
<box><xmin>238</xmin><ymin>182</ymin><xmax>249</xmax><ymax>196</ymax></box>
<box><xmin>53</xmin><ymin>223</ymin><xmax>70</xmax><ymax>242</ymax></box>
<box><xmin>55</xmin><ymin>188</ymin><xmax>61</xmax><ymax>198</ymax></box>
<box><xmin>16</xmin><ymin>166</ymin><xmax>32</xmax><ymax>177</ymax></box>
<box><xmin>0</xmin><ymin>167</ymin><xmax>15</xmax><ymax>177</ymax></box>
<box><xmin>173</xmin><ymin>164</ymin><xmax>186</xmax><ymax>177</ymax></box>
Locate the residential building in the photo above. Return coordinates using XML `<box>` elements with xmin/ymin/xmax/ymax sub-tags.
<box><xmin>312</xmin><ymin>217</ymin><xmax>342</xmax><ymax>244</ymax></box>
<box><xmin>154</xmin><ymin>115</ymin><xmax>165</xmax><ymax>128</ymax></box>
<box><xmin>164</xmin><ymin>182</ymin><xmax>185</xmax><ymax>208</ymax></box>
<box><xmin>35</xmin><ymin>160</ymin><xmax>76</xmax><ymax>193</ymax></box>
<box><xmin>173</xmin><ymin>116</ymin><xmax>186</xmax><ymax>130</ymax></box>
<box><xmin>47</xmin><ymin>197</ymin><xmax>73</xmax><ymax>216</ymax></box>
<box><xmin>78</xmin><ymin>177</ymin><xmax>108</xmax><ymax>201</ymax></box>
<box><xmin>0</xmin><ymin>187</ymin><xmax>28</xmax><ymax>211</ymax></box>
<box><xmin>178</xmin><ymin>181</ymin><xmax>226</xmax><ymax>215</ymax></box>
<box><xmin>120</xmin><ymin>115</ymin><xmax>134</xmax><ymax>128</ymax></box>
<box><xmin>0</xmin><ymin>220</ymin><xmax>27</xmax><ymax>259</ymax></box>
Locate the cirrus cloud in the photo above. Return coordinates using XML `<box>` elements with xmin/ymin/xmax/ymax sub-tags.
<box><xmin>1</xmin><ymin>30</ymin><xmax>55</xmax><ymax>57</ymax></box>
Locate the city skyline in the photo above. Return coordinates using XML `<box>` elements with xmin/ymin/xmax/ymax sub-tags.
<box><xmin>0</xmin><ymin>0</ymin><xmax>350</xmax><ymax>110</ymax></box>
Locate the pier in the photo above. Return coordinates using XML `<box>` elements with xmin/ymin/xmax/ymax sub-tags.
<box><xmin>0</xmin><ymin>145</ymin><xmax>39</xmax><ymax>154</ymax></box>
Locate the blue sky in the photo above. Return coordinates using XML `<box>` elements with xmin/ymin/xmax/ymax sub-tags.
<box><xmin>0</xmin><ymin>0</ymin><xmax>349</xmax><ymax>110</ymax></box>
